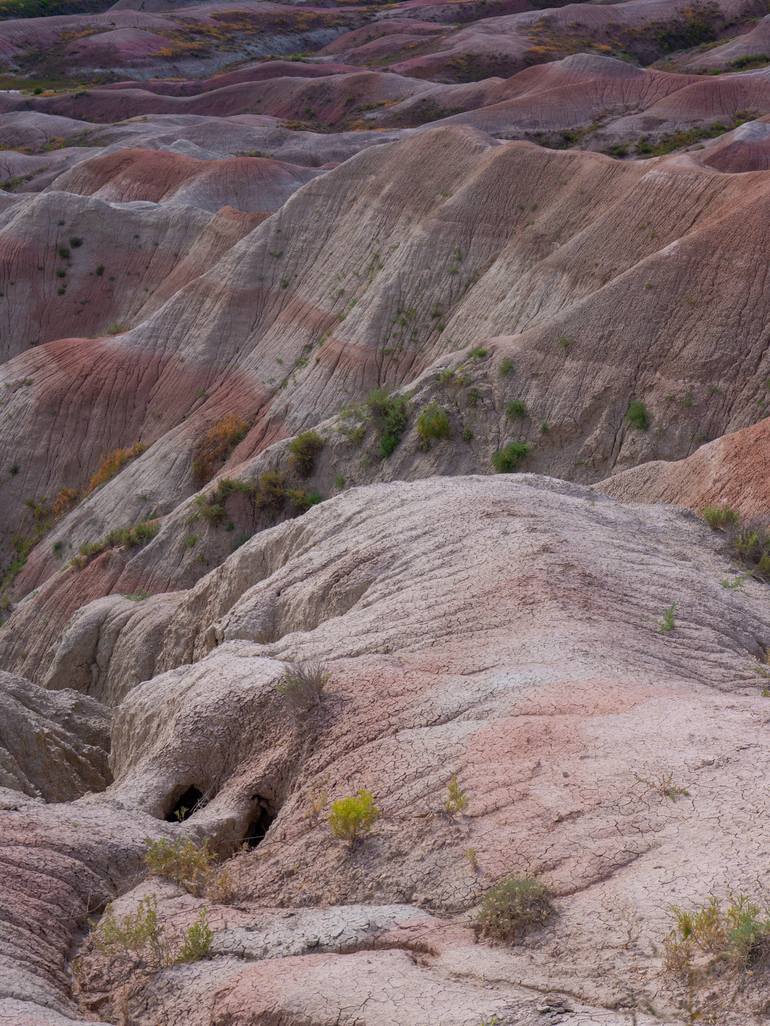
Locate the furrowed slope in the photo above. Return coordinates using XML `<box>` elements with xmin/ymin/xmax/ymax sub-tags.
<box><xmin>6</xmin><ymin>127</ymin><xmax>770</xmax><ymax>614</ymax></box>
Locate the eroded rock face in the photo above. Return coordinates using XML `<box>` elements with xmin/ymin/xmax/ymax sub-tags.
<box><xmin>0</xmin><ymin>670</ymin><xmax>109</xmax><ymax>800</ymax></box>
<box><xmin>0</xmin><ymin>476</ymin><xmax>768</xmax><ymax>1025</ymax></box>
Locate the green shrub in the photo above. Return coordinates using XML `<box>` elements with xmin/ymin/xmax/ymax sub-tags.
<box><xmin>328</xmin><ymin>788</ymin><xmax>380</xmax><ymax>845</ymax></box>
<box><xmin>366</xmin><ymin>389</ymin><xmax>409</xmax><ymax>458</ymax></box>
<box><xmin>499</xmin><ymin>357</ymin><xmax>514</xmax><ymax>377</ymax></box>
<box><xmin>702</xmin><ymin>505</ymin><xmax>739</xmax><ymax>530</ymax></box>
<box><xmin>276</xmin><ymin>660</ymin><xmax>328</xmax><ymax>714</ymax></box>
<box><xmin>287</xmin><ymin>489</ymin><xmax>323</xmax><ymax>512</ymax></box>
<box><xmin>492</xmin><ymin>442</ymin><xmax>530</xmax><ymax>473</ymax></box>
<box><xmin>477</xmin><ymin>876</ymin><xmax>553</xmax><ymax>943</ymax></box>
<box><xmin>625</xmin><ymin>400</ymin><xmax>650</xmax><ymax>431</ymax></box>
<box><xmin>505</xmin><ymin>400</ymin><xmax>527</xmax><ymax>420</ymax></box>
<box><xmin>468</xmin><ymin>346</ymin><xmax>488</xmax><ymax>359</ymax></box>
<box><xmin>288</xmin><ymin>430</ymin><xmax>323</xmax><ymax>478</ymax></box>
<box><xmin>416</xmin><ymin>402</ymin><xmax>451</xmax><ymax>449</ymax></box>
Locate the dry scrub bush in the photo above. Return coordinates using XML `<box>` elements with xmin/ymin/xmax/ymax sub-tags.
<box><xmin>476</xmin><ymin>876</ymin><xmax>553</xmax><ymax>943</ymax></box>
<box><xmin>664</xmin><ymin>895</ymin><xmax>770</xmax><ymax>1023</ymax></box>
<box><xmin>145</xmin><ymin>838</ymin><xmax>235</xmax><ymax>903</ymax></box>
<box><xmin>87</xmin><ymin>442</ymin><xmax>146</xmax><ymax>493</ymax></box>
<box><xmin>275</xmin><ymin>661</ymin><xmax>328</xmax><ymax>714</ymax></box>
<box><xmin>192</xmin><ymin>415</ymin><xmax>249</xmax><ymax>484</ymax></box>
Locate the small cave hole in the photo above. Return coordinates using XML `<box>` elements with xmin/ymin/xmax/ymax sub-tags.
<box><xmin>166</xmin><ymin>785</ymin><xmax>205</xmax><ymax>823</ymax></box>
<box><xmin>244</xmin><ymin>796</ymin><xmax>276</xmax><ymax>848</ymax></box>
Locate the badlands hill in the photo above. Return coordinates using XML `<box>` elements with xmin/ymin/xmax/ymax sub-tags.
<box><xmin>1</xmin><ymin>0</ymin><xmax>770</xmax><ymax>1024</ymax></box>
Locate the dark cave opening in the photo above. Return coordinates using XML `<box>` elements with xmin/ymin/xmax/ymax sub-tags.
<box><xmin>244</xmin><ymin>797</ymin><xmax>276</xmax><ymax>848</ymax></box>
<box><xmin>166</xmin><ymin>785</ymin><xmax>205</xmax><ymax>823</ymax></box>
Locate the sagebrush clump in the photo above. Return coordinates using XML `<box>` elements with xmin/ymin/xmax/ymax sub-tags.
<box><xmin>702</xmin><ymin>505</ymin><xmax>739</xmax><ymax>530</ymax></box>
<box><xmin>288</xmin><ymin>430</ymin><xmax>324</xmax><ymax>477</ymax></box>
<box><xmin>476</xmin><ymin>876</ymin><xmax>553</xmax><ymax>943</ymax></box>
<box><xmin>492</xmin><ymin>442</ymin><xmax>530</xmax><ymax>473</ymax></box>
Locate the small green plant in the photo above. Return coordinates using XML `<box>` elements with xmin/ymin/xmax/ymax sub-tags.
<box><xmin>465</xmin><ymin>847</ymin><xmax>479</xmax><ymax>872</ymax></box>
<box><xmin>477</xmin><ymin>876</ymin><xmax>553</xmax><ymax>943</ymax></box>
<box><xmin>328</xmin><ymin>788</ymin><xmax>380</xmax><ymax>845</ymax></box>
<box><xmin>275</xmin><ymin>660</ymin><xmax>328</xmax><ymax>714</ymax></box>
<box><xmin>625</xmin><ymin>400</ymin><xmax>650</xmax><ymax>431</ymax></box>
<box><xmin>416</xmin><ymin>402</ymin><xmax>451</xmax><ymax>449</ymax></box>
<box><xmin>505</xmin><ymin>399</ymin><xmax>527</xmax><ymax>419</ymax></box>
<box><xmin>664</xmin><ymin>894</ymin><xmax>770</xmax><ymax>990</ymax></box>
<box><xmin>499</xmin><ymin>357</ymin><xmax>514</xmax><ymax>377</ymax></box>
<box><xmin>720</xmin><ymin>575</ymin><xmax>745</xmax><ymax>591</ymax></box>
<box><xmin>91</xmin><ymin>896</ymin><xmax>214</xmax><ymax>973</ymax></box>
<box><xmin>105</xmin><ymin>322</ymin><xmax>127</xmax><ymax>335</ymax></box>
<box><xmin>92</xmin><ymin>895</ymin><xmax>163</xmax><ymax>967</ymax></box>
<box><xmin>492</xmin><ymin>442</ymin><xmax>530</xmax><ymax>473</ymax></box>
<box><xmin>175</xmin><ymin>909</ymin><xmax>213</xmax><ymax>963</ymax></box>
<box><xmin>462</xmin><ymin>427</ymin><xmax>474</xmax><ymax>442</ymax></box>
<box><xmin>334</xmin><ymin>474</ymin><xmax>346</xmax><ymax>490</ymax></box>
<box><xmin>288</xmin><ymin>430</ymin><xmax>324</xmax><ymax>478</ymax></box>
<box><xmin>444</xmin><ymin>773</ymin><xmax>468</xmax><ymax>815</ymax></box>
<box><xmin>635</xmin><ymin>771</ymin><xmax>689</xmax><ymax>801</ymax></box>
<box><xmin>702</xmin><ymin>505</ymin><xmax>739</xmax><ymax>530</ymax></box>
<box><xmin>71</xmin><ymin>520</ymin><xmax>158</xmax><ymax>569</ymax></box>
<box><xmin>659</xmin><ymin>603</ymin><xmax>677</xmax><ymax>634</ymax></box>
<box><xmin>468</xmin><ymin>346</ymin><xmax>488</xmax><ymax>359</ymax></box>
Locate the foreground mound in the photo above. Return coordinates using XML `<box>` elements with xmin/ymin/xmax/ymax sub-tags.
<box><xmin>1</xmin><ymin>475</ymin><xmax>768</xmax><ymax>1025</ymax></box>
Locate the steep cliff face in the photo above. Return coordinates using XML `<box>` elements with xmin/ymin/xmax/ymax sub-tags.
<box><xmin>2</xmin><ymin>1</ymin><xmax>770</xmax><ymax>1023</ymax></box>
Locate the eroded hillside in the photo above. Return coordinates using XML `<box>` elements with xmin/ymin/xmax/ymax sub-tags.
<box><xmin>1</xmin><ymin>1</ymin><xmax>770</xmax><ymax>1024</ymax></box>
